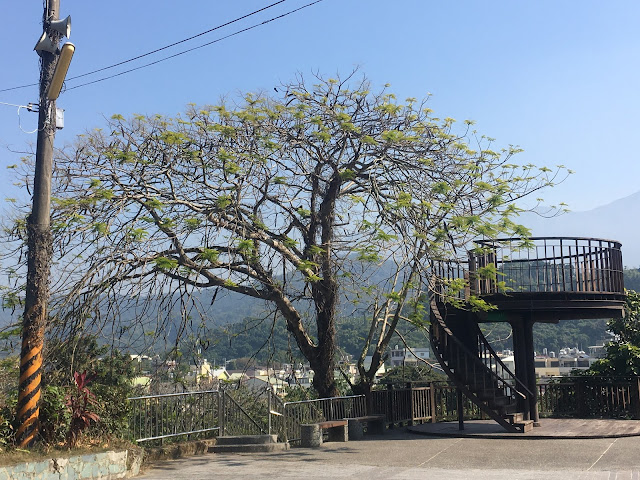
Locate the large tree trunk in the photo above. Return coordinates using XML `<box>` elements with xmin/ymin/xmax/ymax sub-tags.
<box><xmin>310</xmin><ymin>308</ymin><xmax>339</xmax><ymax>399</ymax></box>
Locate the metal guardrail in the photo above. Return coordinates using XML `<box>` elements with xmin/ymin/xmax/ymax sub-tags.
<box><xmin>280</xmin><ymin>395</ymin><xmax>366</xmax><ymax>443</ymax></box>
<box><xmin>434</xmin><ymin>237</ymin><xmax>624</xmax><ymax>299</ymax></box>
<box><xmin>128</xmin><ymin>390</ymin><xmax>220</xmax><ymax>443</ymax></box>
<box><xmin>472</xmin><ymin>237</ymin><xmax>624</xmax><ymax>296</ymax></box>
<box><xmin>128</xmin><ymin>377</ymin><xmax>640</xmax><ymax>444</ymax></box>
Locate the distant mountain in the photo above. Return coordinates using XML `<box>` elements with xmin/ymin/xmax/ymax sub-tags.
<box><xmin>521</xmin><ymin>191</ymin><xmax>640</xmax><ymax>268</ymax></box>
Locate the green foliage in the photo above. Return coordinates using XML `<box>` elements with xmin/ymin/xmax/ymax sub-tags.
<box><xmin>154</xmin><ymin>257</ymin><xmax>178</xmax><ymax>270</ymax></box>
<box><xmin>583</xmin><ymin>289</ymin><xmax>640</xmax><ymax>377</ymax></box>
<box><xmin>39</xmin><ymin>385</ymin><xmax>71</xmax><ymax>445</ymax></box>
<box><xmin>380</xmin><ymin>364</ymin><xmax>448</xmax><ymax>384</ymax></box>
<box><xmin>0</xmin><ymin>357</ymin><xmax>18</xmax><ymax>449</ymax></box>
<box><xmin>43</xmin><ymin>337</ymin><xmax>139</xmax><ymax>443</ymax></box>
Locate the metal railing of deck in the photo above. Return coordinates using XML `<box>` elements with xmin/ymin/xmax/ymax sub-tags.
<box><xmin>432</xmin><ymin>237</ymin><xmax>624</xmax><ymax>300</ymax></box>
<box><xmin>472</xmin><ymin>237</ymin><xmax>624</xmax><ymax>296</ymax></box>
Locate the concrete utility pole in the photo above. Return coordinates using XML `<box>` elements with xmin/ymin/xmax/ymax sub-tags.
<box><xmin>16</xmin><ymin>0</ymin><xmax>61</xmax><ymax>447</ymax></box>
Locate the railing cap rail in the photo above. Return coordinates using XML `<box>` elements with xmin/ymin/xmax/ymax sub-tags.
<box><xmin>128</xmin><ymin>389</ymin><xmax>219</xmax><ymax>401</ymax></box>
<box><xmin>282</xmin><ymin>394</ymin><xmax>365</xmax><ymax>407</ymax></box>
<box><xmin>474</xmin><ymin>236</ymin><xmax>622</xmax><ymax>248</ymax></box>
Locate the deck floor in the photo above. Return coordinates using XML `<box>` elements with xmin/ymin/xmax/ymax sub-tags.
<box><xmin>409</xmin><ymin>418</ymin><xmax>640</xmax><ymax>439</ymax></box>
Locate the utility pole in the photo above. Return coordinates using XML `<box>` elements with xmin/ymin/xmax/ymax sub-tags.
<box><xmin>16</xmin><ymin>0</ymin><xmax>61</xmax><ymax>447</ymax></box>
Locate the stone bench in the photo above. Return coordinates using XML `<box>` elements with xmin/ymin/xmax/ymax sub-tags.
<box><xmin>300</xmin><ymin>420</ymin><xmax>348</xmax><ymax>447</ymax></box>
<box><xmin>346</xmin><ymin>415</ymin><xmax>386</xmax><ymax>440</ymax></box>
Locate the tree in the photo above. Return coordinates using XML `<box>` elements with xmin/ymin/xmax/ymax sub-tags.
<box><xmin>3</xmin><ymin>72</ymin><xmax>564</xmax><ymax>398</ymax></box>
<box><xmin>585</xmin><ymin>289</ymin><xmax>640</xmax><ymax>376</ymax></box>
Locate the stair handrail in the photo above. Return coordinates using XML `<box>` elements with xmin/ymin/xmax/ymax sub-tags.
<box><xmin>471</xmin><ymin>321</ymin><xmax>534</xmax><ymax>397</ymax></box>
<box><xmin>429</xmin><ymin>296</ymin><xmax>529</xmax><ymax>400</ymax></box>
<box><xmin>223</xmin><ymin>390</ymin><xmax>268</xmax><ymax>435</ymax></box>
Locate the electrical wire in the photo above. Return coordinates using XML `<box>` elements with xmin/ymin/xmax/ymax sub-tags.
<box><xmin>18</xmin><ymin>105</ymin><xmax>40</xmax><ymax>134</ymax></box>
<box><xmin>0</xmin><ymin>101</ymin><xmax>31</xmax><ymax>109</ymax></box>
<box><xmin>0</xmin><ymin>101</ymin><xmax>40</xmax><ymax>133</ymax></box>
<box><xmin>64</xmin><ymin>0</ymin><xmax>324</xmax><ymax>93</ymax></box>
<box><xmin>0</xmin><ymin>0</ymin><xmax>297</xmax><ymax>94</ymax></box>
<box><xmin>65</xmin><ymin>0</ymin><xmax>287</xmax><ymax>82</ymax></box>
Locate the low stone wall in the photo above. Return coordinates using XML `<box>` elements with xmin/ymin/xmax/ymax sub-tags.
<box><xmin>0</xmin><ymin>449</ymin><xmax>142</xmax><ymax>480</ymax></box>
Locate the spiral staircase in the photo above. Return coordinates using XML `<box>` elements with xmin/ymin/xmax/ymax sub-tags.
<box><xmin>429</xmin><ymin>237</ymin><xmax>626</xmax><ymax>432</ymax></box>
<box><xmin>430</xmin><ymin>297</ymin><xmax>533</xmax><ymax>432</ymax></box>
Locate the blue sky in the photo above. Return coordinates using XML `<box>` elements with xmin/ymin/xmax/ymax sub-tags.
<box><xmin>1</xmin><ymin>0</ymin><xmax>639</xmax><ymax>212</ymax></box>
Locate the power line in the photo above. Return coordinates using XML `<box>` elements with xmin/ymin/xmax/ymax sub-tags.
<box><xmin>0</xmin><ymin>0</ymin><xmax>290</xmax><ymax>94</ymax></box>
<box><xmin>64</xmin><ymin>0</ymin><xmax>324</xmax><ymax>93</ymax></box>
<box><xmin>66</xmin><ymin>0</ymin><xmax>287</xmax><ymax>82</ymax></box>
<box><xmin>0</xmin><ymin>101</ymin><xmax>31</xmax><ymax>108</ymax></box>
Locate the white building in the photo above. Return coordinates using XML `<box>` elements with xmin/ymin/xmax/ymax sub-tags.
<box><xmin>389</xmin><ymin>345</ymin><xmax>430</xmax><ymax>367</ymax></box>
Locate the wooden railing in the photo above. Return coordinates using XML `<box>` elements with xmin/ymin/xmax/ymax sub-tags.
<box><xmin>367</xmin><ymin>378</ymin><xmax>640</xmax><ymax>426</ymax></box>
<box><xmin>369</xmin><ymin>385</ymin><xmax>434</xmax><ymax>424</ymax></box>
<box><xmin>538</xmin><ymin>377</ymin><xmax>640</xmax><ymax>419</ymax></box>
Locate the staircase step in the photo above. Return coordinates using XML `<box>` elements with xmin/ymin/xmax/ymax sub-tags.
<box><xmin>506</xmin><ymin>412</ymin><xmax>525</xmax><ymax>424</ymax></box>
<box><xmin>209</xmin><ymin>442</ymin><xmax>289</xmax><ymax>454</ymax></box>
<box><xmin>513</xmin><ymin>420</ymin><xmax>534</xmax><ymax>433</ymax></box>
<box><xmin>215</xmin><ymin>435</ymin><xmax>278</xmax><ymax>445</ymax></box>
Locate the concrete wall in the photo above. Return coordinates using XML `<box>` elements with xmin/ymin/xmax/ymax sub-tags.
<box><xmin>0</xmin><ymin>449</ymin><xmax>142</xmax><ymax>480</ymax></box>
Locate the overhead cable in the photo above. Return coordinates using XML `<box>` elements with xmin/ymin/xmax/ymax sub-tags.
<box><xmin>0</xmin><ymin>0</ymin><xmax>290</xmax><ymax>94</ymax></box>
<box><xmin>64</xmin><ymin>0</ymin><xmax>324</xmax><ymax>93</ymax></box>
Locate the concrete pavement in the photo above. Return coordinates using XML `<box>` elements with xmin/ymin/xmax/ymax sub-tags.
<box><xmin>135</xmin><ymin>428</ymin><xmax>640</xmax><ymax>479</ymax></box>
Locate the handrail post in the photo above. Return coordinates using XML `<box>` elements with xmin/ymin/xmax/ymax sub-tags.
<box><xmin>219</xmin><ymin>391</ymin><xmax>225</xmax><ymax>436</ymax></box>
<box><xmin>406</xmin><ymin>382</ymin><xmax>415</xmax><ymax>425</ymax></box>
<box><xmin>268</xmin><ymin>387</ymin><xmax>272</xmax><ymax>437</ymax></box>
<box><xmin>632</xmin><ymin>377</ymin><xmax>640</xmax><ymax>420</ymax></box>
<box><xmin>429</xmin><ymin>382</ymin><xmax>437</xmax><ymax>423</ymax></box>
<box><xmin>457</xmin><ymin>388</ymin><xmax>464</xmax><ymax>431</ymax></box>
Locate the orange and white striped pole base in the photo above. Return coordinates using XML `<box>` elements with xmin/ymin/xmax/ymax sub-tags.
<box><xmin>16</xmin><ymin>327</ymin><xmax>44</xmax><ymax>447</ymax></box>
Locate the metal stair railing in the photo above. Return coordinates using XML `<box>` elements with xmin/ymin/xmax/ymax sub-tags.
<box><xmin>220</xmin><ymin>390</ymin><xmax>268</xmax><ymax>437</ymax></box>
<box><xmin>472</xmin><ymin>321</ymin><xmax>534</xmax><ymax>399</ymax></box>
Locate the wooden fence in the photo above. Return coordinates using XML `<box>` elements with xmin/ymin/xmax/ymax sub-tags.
<box><xmin>538</xmin><ymin>377</ymin><xmax>640</xmax><ymax>419</ymax></box>
<box><xmin>368</xmin><ymin>383</ymin><xmax>485</xmax><ymax>425</ymax></box>
<box><xmin>368</xmin><ymin>378</ymin><xmax>640</xmax><ymax>427</ymax></box>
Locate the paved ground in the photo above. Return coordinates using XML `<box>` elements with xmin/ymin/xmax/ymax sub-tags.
<box><xmin>136</xmin><ymin>422</ymin><xmax>640</xmax><ymax>479</ymax></box>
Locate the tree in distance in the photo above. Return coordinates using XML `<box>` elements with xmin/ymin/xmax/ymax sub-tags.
<box><xmin>3</xmin><ymin>72</ymin><xmax>566</xmax><ymax>398</ymax></box>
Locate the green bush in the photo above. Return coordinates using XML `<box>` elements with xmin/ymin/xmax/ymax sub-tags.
<box><xmin>42</xmin><ymin>336</ymin><xmax>139</xmax><ymax>443</ymax></box>
<box><xmin>39</xmin><ymin>384</ymin><xmax>71</xmax><ymax>445</ymax></box>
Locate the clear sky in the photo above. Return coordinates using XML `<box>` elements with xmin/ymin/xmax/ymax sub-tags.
<box><xmin>1</xmin><ymin>0</ymin><xmax>639</xmax><ymax>212</ymax></box>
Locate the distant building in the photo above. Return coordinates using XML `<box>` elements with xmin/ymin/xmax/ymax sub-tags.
<box><xmin>389</xmin><ymin>345</ymin><xmax>430</xmax><ymax>367</ymax></box>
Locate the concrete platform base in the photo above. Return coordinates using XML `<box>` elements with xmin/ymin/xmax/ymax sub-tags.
<box><xmin>409</xmin><ymin>418</ymin><xmax>640</xmax><ymax>439</ymax></box>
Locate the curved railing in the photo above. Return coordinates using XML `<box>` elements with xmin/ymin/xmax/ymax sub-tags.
<box><xmin>471</xmin><ymin>237</ymin><xmax>624</xmax><ymax>296</ymax></box>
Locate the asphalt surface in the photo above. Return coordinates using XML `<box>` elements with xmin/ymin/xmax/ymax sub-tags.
<box><xmin>135</xmin><ymin>428</ymin><xmax>640</xmax><ymax>479</ymax></box>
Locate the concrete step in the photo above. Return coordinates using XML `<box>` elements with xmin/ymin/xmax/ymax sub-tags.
<box><xmin>513</xmin><ymin>420</ymin><xmax>534</xmax><ymax>433</ymax></box>
<box><xmin>215</xmin><ymin>435</ymin><xmax>278</xmax><ymax>446</ymax></box>
<box><xmin>209</xmin><ymin>442</ymin><xmax>289</xmax><ymax>454</ymax></box>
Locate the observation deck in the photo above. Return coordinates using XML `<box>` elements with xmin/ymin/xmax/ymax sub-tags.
<box><xmin>436</xmin><ymin>237</ymin><xmax>626</xmax><ymax>323</ymax></box>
